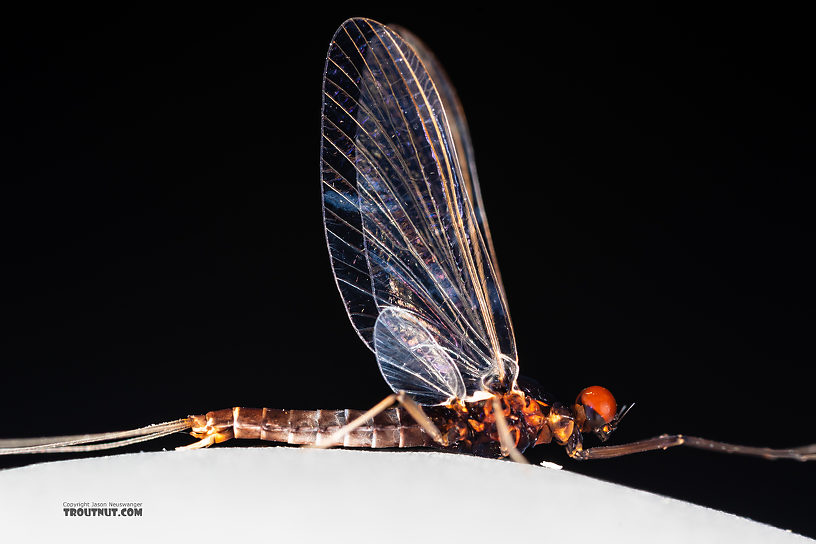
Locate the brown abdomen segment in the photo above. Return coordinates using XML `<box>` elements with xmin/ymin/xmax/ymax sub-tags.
<box><xmin>190</xmin><ymin>407</ymin><xmax>434</xmax><ymax>449</ymax></box>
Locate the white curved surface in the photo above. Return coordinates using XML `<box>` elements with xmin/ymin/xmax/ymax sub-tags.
<box><xmin>0</xmin><ymin>447</ymin><xmax>810</xmax><ymax>543</ymax></box>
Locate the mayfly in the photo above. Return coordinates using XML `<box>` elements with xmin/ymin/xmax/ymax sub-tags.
<box><xmin>1</xmin><ymin>17</ymin><xmax>814</xmax><ymax>464</ymax></box>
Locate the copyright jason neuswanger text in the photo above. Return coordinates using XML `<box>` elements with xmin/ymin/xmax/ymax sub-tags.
<box><xmin>62</xmin><ymin>502</ymin><xmax>143</xmax><ymax>517</ymax></box>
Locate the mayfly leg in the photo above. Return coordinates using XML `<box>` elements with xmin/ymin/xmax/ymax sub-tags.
<box><xmin>573</xmin><ymin>434</ymin><xmax>816</xmax><ymax>461</ymax></box>
<box><xmin>491</xmin><ymin>397</ymin><xmax>528</xmax><ymax>464</ymax></box>
<box><xmin>311</xmin><ymin>394</ymin><xmax>396</xmax><ymax>448</ymax></box>
<box><xmin>315</xmin><ymin>391</ymin><xmax>448</xmax><ymax>449</ymax></box>
<box><xmin>394</xmin><ymin>392</ymin><xmax>449</xmax><ymax>446</ymax></box>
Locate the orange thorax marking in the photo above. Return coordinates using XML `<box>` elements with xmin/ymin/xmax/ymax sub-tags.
<box><xmin>456</xmin><ymin>391</ymin><xmax>549</xmax><ymax>448</ymax></box>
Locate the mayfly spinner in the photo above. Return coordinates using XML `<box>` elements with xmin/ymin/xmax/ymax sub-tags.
<box><xmin>1</xmin><ymin>18</ymin><xmax>814</xmax><ymax>464</ymax></box>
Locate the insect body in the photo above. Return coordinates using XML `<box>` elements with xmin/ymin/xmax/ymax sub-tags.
<box><xmin>186</xmin><ymin>386</ymin><xmax>616</xmax><ymax>460</ymax></box>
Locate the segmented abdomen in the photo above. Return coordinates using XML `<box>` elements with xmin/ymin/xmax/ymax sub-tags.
<box><xmin>191</xmin><ymin>407</ymin><xmax>434</xmax><ymax>448</ymax></box>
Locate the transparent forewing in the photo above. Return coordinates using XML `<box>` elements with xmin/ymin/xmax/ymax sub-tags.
<box><xmin>390</xmin><ymin>25</ymin><xmax>507</xmax><ymax>289</ymax></box>
<box><xmin>320</xmin><ymin>18</ymin><xmax>518</xmax><ymax>402</ymax></box>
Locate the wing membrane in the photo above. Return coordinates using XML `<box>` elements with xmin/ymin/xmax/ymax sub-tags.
<box><xmin>374</xmin><ymin>307</ymin><xmax>466</xmax><ymax>405</ymax></box>
<box><xmin>321</xmin><ymin>18</ymin><xmax>517</xmax><ymax>403</ymax></box>
<box><xmin>390</xmin><ymin>25</ymin><xmax>506</xmax><ymax>289</ymax></box>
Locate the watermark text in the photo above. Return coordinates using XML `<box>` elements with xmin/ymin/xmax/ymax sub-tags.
<box><xmin>62</xmin><ymin>501</ymin><xmax>143</xmax><ymax>517</ymax></box>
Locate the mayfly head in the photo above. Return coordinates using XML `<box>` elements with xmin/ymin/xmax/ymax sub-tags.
<box><xmin>573</xmin><ymin>385</ymin><xmax>622</xmax><ymax>442</ymax></box>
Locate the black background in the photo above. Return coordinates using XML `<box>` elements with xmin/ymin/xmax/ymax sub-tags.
<box><xmin>2</xmin><ymin>6</ymin><xmax>814</xmax><ymax>538</ymax></box>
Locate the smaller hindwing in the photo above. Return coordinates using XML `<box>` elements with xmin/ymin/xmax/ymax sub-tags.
<box><xmin>374</xmin><ymin>307</ymin><xmax>466</xmax><ymax>405</ymax></box>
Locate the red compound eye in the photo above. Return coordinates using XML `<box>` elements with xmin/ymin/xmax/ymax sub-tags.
<box><xmin>577</xmin><ymin>386</ymin><xmax>617</xmax><ymax>424</ymax></box>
